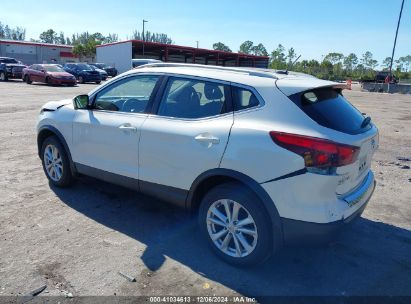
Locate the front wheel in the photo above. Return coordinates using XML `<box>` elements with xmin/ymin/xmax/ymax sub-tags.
<box><xmin>24</xmin><ymin>75</ymin><xmax>32</xmax><ymax>84</ymax></box>
<box><xmin>78</xmin><ymin>76</ymin><xmax>85</xmax><ymax>84</ymax></box>
<box><xmin>41</xmin><ymin>136</ymin><xmax>74</xmax><ymax>187</ymax></box>
<box><xmin>95</xmin><ymin>81</ymin><xmax>101</xmax><ymax>84</ymax></box>
<box><xmin>0</xmin><ymin>71</ymin><xmax>7</xmax><ymax>81</ymax></box>
<box><xmin>198</xmin><ymin>182</ymin><xmax>275</xmax><ymax>266</ymax></box>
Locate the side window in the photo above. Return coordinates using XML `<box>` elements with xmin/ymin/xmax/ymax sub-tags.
<box><xmin>157</xmin><ymin>77</ymin><xmax>229</xmax><ymax>119</ymax></box>
<box><xmin>93</xmin><ymin>75</ymin><xmax>159</xmax><ymax>113</ymax></box>
<box><xmin>232</xmin><ymin>86</ymin><xmax>260</xmax><ymax>111</ymax></box>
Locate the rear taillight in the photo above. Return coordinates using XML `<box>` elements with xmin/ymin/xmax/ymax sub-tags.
<box><xmin>270</xmin><ymin>131</ymin><xmax>360</xmax><ymax>169</ymax></box>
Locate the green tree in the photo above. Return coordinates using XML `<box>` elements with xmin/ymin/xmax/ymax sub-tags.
<box><xmin>343</xmin><ymin>53</ymin><xmax>358</xmax><ymax>72</ymax></box>
<box><xmin>287</xmin><ymin>47</ymin><xmax>297</xmax><ymax>66</ymax></box>
<box><xmin>238</xmin><ymin>40</ymin><xmax>254</xmax><ymax>54</ymax></box>
<box><xmin>58</xmin><ymin>32</ymin><xmax>66</xmax><ymax>45</ymax></box>
<box><xmin>324</xmin><ymin>52</ymin><xmax>344</xmax><ymax>65</ymax></box>
<box><xmin>270</xmin><ymin>44</ymin><xmax>287</xmax><ymax>70</ymax></box>
<box><xmin>382</xmin><ymin>57</ymin><xmax>392</xmax><ymax>71</ymax></box>
<box><xmin>213</xmin><ymin>42</ymin><xmax>232</xmax><ymax>52</ymax></box>
<box><xmin>105</xmin><ymin>33</ymin><xmax>119</xmax><ymax>43</ymax></box>
<box><xmin>0</xmin><ymin>22</ymin><xmax>25</xmax><ymax>40</ymax></box>
<box><xmin>132</xmin><ymin>30</ymin><xmax>173</xmax><ymax>44</ymax></box>
<box><xmin>39</xmin><ymin>29</ymin><xmax>57</xmax><ymax>44</ymax></box>
<box><xmin>397</xmin><ymin>55</ymin><xmax>411</xmax><ymax>72</ymax></box>
<box><xmin>252</xmin><ymin>43</ymin><xmax>268</xmax><ymax>56</ymax></box>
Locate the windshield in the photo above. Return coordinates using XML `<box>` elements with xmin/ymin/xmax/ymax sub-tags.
<box><xmin>0</xmin><ymin>58</ymin><xmax>19</xmax><ymax>64</ymax></box>
<box><xmin>77</xmin><ymin>64</ymin><xmax>93</xmax><ymax>71</ymax></box>
<box><xmin>96</xmin><ymin>64</ymin><xmax>106</xmax><ymax>69</ymax></box>
<box><xmin>44</xmin><ymin>65</ymin><xmax>65</xmax><ymax>72</ymax></box>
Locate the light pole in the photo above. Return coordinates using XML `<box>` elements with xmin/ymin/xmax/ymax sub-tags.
<box><xmin>196</xmin><ymin>41</ymin><xmax>199</xmax><ymax>48</ymax></box>
<box><xmin>142</xmin><ymin>19</ymin><xmax>148</xmax><ymax>56</ymax></box>
<box><xmin>389</xmin><ymin>0</ymin><xmax>405</xmax><ymax>79</ymax></box>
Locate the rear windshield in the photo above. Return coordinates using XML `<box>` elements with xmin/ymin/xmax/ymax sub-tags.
<box><xmin>288</xmin><ymin>87</ymin><xmax>371</xmax><ymax>135</ymax></box>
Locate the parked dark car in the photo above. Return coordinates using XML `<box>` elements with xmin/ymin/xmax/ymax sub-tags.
<box><xmin>0</xmin><ymin>57</ymin><xmax>26</xmax><ymax>81</ymax></box>
<box><xmin>63</xmin><ymin>63</ymin><xmax>101</xmax><ymax>84</ymax></box>
<box><xmin>23</xmin><ymin>64</ymin><xmax>77</xmax><ymax>86</ymax></box>
<box><xmin>89</xmin><ymin>65</ymin><xmax>108</xmax><ymax>81</ymax></box>
<box><xmin>90</xmin><ymin>63</ymin><xmax>117</xmax><ymax>77</ymax></box>
<box><xmin>132</xmin><ymin>59</ymin><xmax>162</xmax><ymax>68</ymax></box>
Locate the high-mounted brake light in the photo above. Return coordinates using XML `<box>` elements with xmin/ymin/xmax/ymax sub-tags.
<box><xmin>269</xmin><ymin>131</ymin><xmax>360</xmax><ymax>169</ymax></box>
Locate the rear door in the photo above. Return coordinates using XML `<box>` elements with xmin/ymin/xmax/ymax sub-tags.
<box><xmin>139</xmin><ymin>76</ymin><xmax>233</xmax><ymax>194</ymax></box>
<box><xmin>71</xmin><ymin>74</ymin><xmax>161</xmax><ymax>179</ymax></box>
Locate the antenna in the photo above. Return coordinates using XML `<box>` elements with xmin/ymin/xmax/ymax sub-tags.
<box><xmin>287</xmin><ymin>55</ymin><xmax>301</xmax><ymax>72</ymax></box>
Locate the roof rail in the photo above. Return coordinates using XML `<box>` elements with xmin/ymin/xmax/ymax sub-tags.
<box><xmin>137</xmin><ymin>63</ymin><xmax>278</xmax><ymax>79</ymax></box>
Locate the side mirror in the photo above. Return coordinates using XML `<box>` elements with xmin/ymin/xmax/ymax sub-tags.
<box><xmin>41</xmin><ymin>69</ymin><xmax>45</xmax><ymax>73</ymax></box>
<box><xmin>73</xmin><ymin>94</ymin><xmax>90</xmax><ymax>110</ymax></box>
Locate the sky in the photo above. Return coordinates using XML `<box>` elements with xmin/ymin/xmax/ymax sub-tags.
<box><xmin>1</xmin><ymin>0</ymin><xmax>410</xmax><ymax>66</ymax></box>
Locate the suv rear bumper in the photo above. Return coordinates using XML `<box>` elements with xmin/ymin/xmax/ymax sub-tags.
<box><xmin>281</xmin><ymin>179</ymin><xmax>376</xmax><ymax>245</ymax></box>
<box><xmin>6</xmin><ymin>71</ymin><xmax>22</xmax><ymax>79</ymax></box>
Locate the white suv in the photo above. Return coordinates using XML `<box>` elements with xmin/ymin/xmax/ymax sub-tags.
<box><xmin>37</xmin><ymin>63</ymin><xmax>378</xmax><ymax>265</ymax></box>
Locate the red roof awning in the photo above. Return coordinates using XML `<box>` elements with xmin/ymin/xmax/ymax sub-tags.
<box><xmin>60</xmin><ymin>51</ymin><xmax>77</xmax><ymax>58</ymax></box>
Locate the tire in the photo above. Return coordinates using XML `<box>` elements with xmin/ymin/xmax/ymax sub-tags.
<box><xmin>46</xmin><ymin>77</ymin><xmax>52</xmax><ymax>85</ymax></box>
<box><xmin>41</xmin><ymin>136</ymin><xmax>74</xmax><ymax>187</ymax></box>
<box><xmin>95</xmin><ymin>81</ymin><xmax>101</xmax><ymax>84</ymax></box>
<box><xmin>198</xmin><ymin>182</ymin><xmax>275</xmax><ymax>266</ymax></box>
<box><xmin>78</xmin><ymin>76</ymin><xmax>85</xmax><ymax>84</ymax></box>
<box><xmin>24</xmin><ymin>75</ymin><xmax>32</xmax><ymax>84</ymax></box>
<box><xmin>0</xmin><ymin>71</ymin><xmax>8</xmax><ymax>81</ymax></box>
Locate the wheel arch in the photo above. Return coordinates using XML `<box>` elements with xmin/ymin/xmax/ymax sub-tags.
<box><xmin>187</xmin><ymin>168</ymin><xmax>282</xmax><ymax>241</ymax></box>
<box><xmin>37</xmin><ymin>125</ymin><xmax>77</xmax><ymax>175</ymax></box>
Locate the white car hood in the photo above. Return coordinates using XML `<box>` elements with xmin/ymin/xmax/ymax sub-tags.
<box><xmin>41</xmin><ymin>99</ymin><xmax>72</xmax><ymax>111</ymax></box>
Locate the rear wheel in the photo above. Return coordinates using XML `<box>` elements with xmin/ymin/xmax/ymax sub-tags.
<box><xmin>0</xmin><ymin>71</ymin><xmax>7</xmax><ymax>81</ymax></box>
<box><xmin>78</xmin><ymin>76</ymin><xmax>85</xmax><ymax>84</ymax></box>
<box><xmin>41</xmin><ymin>136</ymin><xmax>74</xmax><ymax>187</ymax></box>
<box><xmin>46</xmin><ymin>77</ymin><xmax>51</xmax><ymax>85</ymax></box>
<box><xmin>198</xmin><ymin>182</ymin><xmax>275</xmax><ymax>266</ymax></box>
<box><xmin>95</xmin><ymin>81</ymin><xmax>101</xmax><ymax>84</ymax></box>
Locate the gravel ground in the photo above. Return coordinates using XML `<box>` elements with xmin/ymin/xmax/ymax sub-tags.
<box><xmin>0</xmin><ymin>81</ymin><xmax>410</xmax><ymax>300</ymax></box>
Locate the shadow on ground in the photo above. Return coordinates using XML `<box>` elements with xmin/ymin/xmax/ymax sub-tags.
<box><xmin>51</xmin><ymin>176</ymin><xmax>411</xmax><ymax>297</ymax></box>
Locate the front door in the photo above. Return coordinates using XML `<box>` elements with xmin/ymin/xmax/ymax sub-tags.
<box><xmin>71</xmin><ymin>74</ymin><xmax>161</xmax><ymax>179</ymax></box>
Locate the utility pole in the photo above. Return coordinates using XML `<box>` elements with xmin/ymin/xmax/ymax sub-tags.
<box><xmin>389</xmin><ymin>0</ymin><xmax>405</xmax><ymax>78</ymax></box>
<box><xmin>142</xmin><ymin>19</ymin><xmax>148</xmax><ymax>56</ymax></box>
<box><xmin>196</xmin><ymin>41</ymin><xmax>199</xmax><ymax>48</ymax></box>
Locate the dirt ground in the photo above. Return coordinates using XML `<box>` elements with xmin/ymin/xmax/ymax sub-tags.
<box><xmin>0</xmin><ymin>80</ymin><xmax>410</xmax><ymax>300</ymax></box>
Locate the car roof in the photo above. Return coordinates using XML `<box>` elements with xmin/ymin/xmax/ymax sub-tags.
<box><xmin>132</xmin><ymin>59</ymin><xmax>162</xmax><ymax>62</ymax></box>
<box><xmin>127</xmin><ymin>63</ymin><xmax>337</xmax><ymax>94</ymax></box>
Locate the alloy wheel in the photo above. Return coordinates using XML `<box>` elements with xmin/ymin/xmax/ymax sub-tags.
<box><xmin>206</xmin><ymin>199</ymin><xmax>258</xmax><ymax>258</ymax></box>
<box><xmin>0</xmin><ymin>72</ymin><xmax>5</xmax><ymax>81</ymax></box>
<box><xmin>43</xmin><ymin>144</ymin><xmax>64</xmax><ymax>182</ymax></box>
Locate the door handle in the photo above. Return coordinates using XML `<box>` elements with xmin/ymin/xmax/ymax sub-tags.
<box><xmin>195</xmin><ymin>133</ymin><xmax>220</xmax><ymax>146</ymax></box>
<box><xmin>119</xmin><ymin>124</ymin><xmax>137</xmax><ymax>132</ymax></box>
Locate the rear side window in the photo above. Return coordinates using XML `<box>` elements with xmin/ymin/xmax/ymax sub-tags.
<box><xmin>289</xmin><ymin>87</ymin><xmax>371</xmax><ymax>135</ymax></box>
<box><xmin>232</xmin><ymin>87</ymin><xmax>260</xmax><ymax>111</ymax></box>
<box><xmin>157</xmin><ymin>77</ymin><xmax>230</xmax><ymax>119</ymax></box>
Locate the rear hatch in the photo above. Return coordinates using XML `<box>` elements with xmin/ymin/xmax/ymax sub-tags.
<box><xmin>276</xmin><ymin>77</ymin><xmax>379</xmax><ymax>195</ymax></box>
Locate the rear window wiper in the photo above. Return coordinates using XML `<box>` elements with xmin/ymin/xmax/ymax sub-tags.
<box><xmin>361</xmin><ymin>116</ymin><xmax>371</xmax><ymax>128</ymax></box>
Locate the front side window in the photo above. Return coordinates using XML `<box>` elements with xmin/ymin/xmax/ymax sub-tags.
<box><xmin>93</xmin><ymin>75</ymin><xmax>159</xmax><ymax>113</ymax></box>
<box><xmin>232</xmin><ymin>86</ymin><xmax>260</xmax><ymax>111</ymax></box>
<box><xmin>157</xmin><ymin>77</ymin><xmax>229</xmax><ymax>119</ymax></box>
